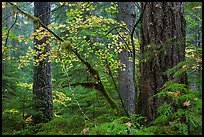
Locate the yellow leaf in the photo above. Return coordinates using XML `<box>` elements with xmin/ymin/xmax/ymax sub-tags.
<box><xmin>192</xmin><ymin>6</ymin><xmax>201</xmax><ymax>10</ymax></box>
<box><xmin>18</xmin><ymin>35</ymin><xmax>24</xmax><ymax>42</ymax></box>
<box><xmin>168</xmin><ymin>91</ymin><xmax>180</xmax><ymax>97</ymax></box>
<box><xmin>81</xmin><ymin>127</ymin><xmax>89</xmax><ymax>135</ymax></box>
<box><xmin>125</xmin><ymin>122</ymin><xmax>131</xmax><ymax>127</ymax></box>
<box><xmin>29</xmin><ymin>35</ymin><xmax>34</xmax><ymax>40</ymax></box>
<box><xmin>2</xmin><ymin>2</ymin><xmax>6</xmax><ymax>8</ymax></box>
<box><xmin>2</xmin><ymin>41</ymin><xmax>5</xmax><ymax>45</ymax></box>
<box><xmin>36</xmin><ymin>28</ymin><xmax>42</xmax><ymax>33</ymax></box>
<box><xmin>59</xmin><ymin>2</ymin><xmax>64</xmax><ymax>5</ymax></box>
<box><xmin>3</xmin><ymin>56</ymin><xmax>11</xmax><ymax>61</ymax></box>
<box><xmin>59</xmin><ymin>24</ymin><xmax>66</xmax><ymax>28</ymax></box>
<box><xmin>174</xmin><ymin>91</ymin><xmax>181</xmax><ymax>97</ymax></box>
<box><xmin>47</xmin><ymin>24</ymin><xmax>53</xmax><ymax>29</ymax></box>
<box><xmin>55</xmin><ymin>26</ymin><xmax>59</xmax><ymax>29</ymax></box>
<box><xmin>183</xmin><ymin>100</ymin><xmax>191</xmax><ymax>107</ymax></box>
<box><xmin>25</xmin><ymin>40</ymin><xmax>29</xmax><ymax>44</ymax></box>
<box><xmin>24</xmin><ymin>21</ymin><xmax>28</xmax><ymax>24</ymax></box>
<box><xmin>16</xmin><ymin>22</ymin><xmax>21</xmax><ymax>25</ymax></box>
<box><xmin>45</xmin><ymin>40</ymin><xmax>49</xmax><ymax>44</ymax></box>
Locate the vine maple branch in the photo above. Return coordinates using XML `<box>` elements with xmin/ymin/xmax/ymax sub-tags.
<box><xmin>8</xmin><ymin>2</ymin><xmax>119</xmax><ymax>112</ymax></box>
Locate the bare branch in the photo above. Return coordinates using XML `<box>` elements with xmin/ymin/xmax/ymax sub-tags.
<box><xmin>4</xmin><ymin>12</ymin><xmax>18</xmax><ymax>47</ymax></box>
<box><xmin>130</xmin><ymin>2</ymin><xmax>147</xmax><ymax>112</ymax></box>
<box><xmin>131</xmin><ymin>2</ymin><xmax>147</xmax><ymax>39</ymax></box>
<box><xmin>62</xmin><ymin>82</ymin><xmax>98</xmax><ymax>89</ymax></box>
<box><xmin>104</xmin><ymin>59</ymin><xmax>130</xmax><ymax>117</ymax></box>
<box><xmin>100</xmin><ymin>26</ymin><xmax>130</xmax><ymax>40</ymax></box>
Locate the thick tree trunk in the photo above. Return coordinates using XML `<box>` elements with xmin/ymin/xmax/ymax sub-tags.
<box><xmin>118</xmin><ymin>2</ymin><xmax>136</xmax><ymax>115</ymax></box>
<box><xmin>139</xmin><ymin>2</ymin><xmax>187</xmax><ymax>121</ymax></box>
<box><xmin>33</xmin><ymin>2</ymin><xmax>52</xmax><ymax>124</ymax></box>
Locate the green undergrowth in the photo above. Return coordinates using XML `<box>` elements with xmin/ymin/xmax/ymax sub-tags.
<box><xmin>2</xmin><ymin>81</ymin><xmax>202</xmax><ymax>135</ymax></box>
<box><xmin>2</xmin><ymin>55</ymin><xmax>202</xmax><ymax>135</ymax></box>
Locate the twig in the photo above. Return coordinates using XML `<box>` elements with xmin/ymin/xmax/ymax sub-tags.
<box><xmin>105</xmin><ymin>59</ymin><xmax>130</xmax><ymax>117</ymax></box>
<box><xmin>100</xmin><ymin>26</ymin><xmax>130</xmax><ymax>40</ymax></box>
<box><xmin>61</xmin><ymin>59</ymin><xmax>91</xmax><ymax>121</ymax></box>
<box><xmin>4</xmin><ymin>12</ymin><xmax>18</xmax><ymax>47</ymax></box>
<box><xmin>115</xmin><ymin>29</ymin><xmax>132</xmax><ymax>53</ymax></box>
<box><xmin>62</xmin><ymin>82</ymin><xmax>98</xmax><ymax>89</ymax></box>
<box><xmin>3</xmin><ymin>12</ymin><xmax>13</xmax><ymax>21</ymax></box>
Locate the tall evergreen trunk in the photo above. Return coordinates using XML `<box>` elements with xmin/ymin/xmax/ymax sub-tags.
<box><xmin>33</xmin><ymin>2</ymin><xmax>52</xmax><ymax>124</ymax></box>
<box><xmin>139</xmin><ymin>2</ymin><xmax>187</xmax><ymax>121</ymax></box>
<box><xmin>118</xmin><ymin>2</ymin><xmax>136</xmax><ymax>116</ymax></box>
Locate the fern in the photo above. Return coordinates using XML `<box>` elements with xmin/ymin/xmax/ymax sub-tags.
<box><xmin>85</xmin><ymin>113</ymin><xmax>150</xmax><ymax>135</ymax></box>
<box><xmin>152</xmin><ymin>75</ymin><xmax>202</xmax><ymax>135</ymax></box>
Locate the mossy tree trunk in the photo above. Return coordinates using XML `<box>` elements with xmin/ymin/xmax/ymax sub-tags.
<box><xmin>33</xmin><ymin>2</ymin><xmax>52</xmax><ymax>124</ymax></box>
<box><xmin>139</xmin><ymin>2</ymin><xmax>187</xmax><ymax>121</ymax></box>
<box><xmin>118</xmin><ymin>2</ymin><xmax>136</xmax><ymax>116</ymax></box>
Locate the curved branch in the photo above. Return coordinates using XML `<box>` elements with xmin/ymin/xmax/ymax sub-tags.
<box><xmin>131</xmin><ymin>2</ymin><xmax>147</xmax><ymax>113</ymax></box>
<box><xmin>100</xmin><ymin>26</ymin><xmax>130</xmax><ymax>40</ymax></box>
<box><xmin>63</xmin><ymin>81</ymin><xmax>98</xmax><ymax>89</ymax></box>
<box><xmin>8</xmin><ymin>2</ymin><xmax>120</xmax><ymax>112</ymax></box>
<box><xmin>105</xmin><ymin>59</ymin><xmax>129</xmax><ymax>117</ymax></box>
<box><xmin>100</xmin><ymin>25</ymin><xmax>132</xmax><ymax>53</ymax></box>
<box><xmin>115</xmin><ymin>29</ymin><xmax>131</xmax><ymax>53</ymax></box>
<box><xmin>38</xmin><ymin>19</ymin><xmax>64</xmax><ymax>41</ymax></box>
<box><xmin>131</xmin><ymin>2</ymin><xmax>147</xmax><ymax>39</ymax></box>
<box><xmin>4</xmin><ymin>12</ymin><xmax>18</xmax><ymax>47</ymax></box>
<box><xmin>8</xmin><ymin>2</ymin><xmax>63</xmax><ymax>42</ymax></box>
<box><xmin>8</xmin><ymin>2</ymin><xmax>38</xmax><ymax>21</ymax></box>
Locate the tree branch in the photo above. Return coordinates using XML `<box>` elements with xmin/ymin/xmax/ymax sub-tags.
<box><xmin>4</xmin><ymin>12</ymin><xmax>18</xmax><ymax>47</ymax></box>
<box><xmin>105</xmin><ymin>59</ymin><xmax>129</xmax><ymax>117</ymax></box>
<box><xmin>130</xmin><ymin>2</ymin><xmax>147</xmax><ymax>113</ymax></box>
<box><xmin>38</xmin><ymin>19</ymin><xmax>64</xmax><ymax>41</ymax></box>
<box><xmin>8</xmin><ymin>2</ymin><xmax>119</xmax><ymax>112</ymax></box>
<box><xmin>131</xmin><ymin>2</ymin><xmax>147</xmax><ymax>39</ymax></box>
<box><xmin>8</xmin><ymin>2</ymin><xmax>63</xmax><ymax>42</ymax></box>
<box><xmin>62</xmin><ymin>81</ymin><xmax>98</xmax><ymax>89</ymax></box>
<box><xmin>8</xmin><ymin>2</ymin><xmax>38</xmax><ymax>21</ymax></box>
<box><xmin>100</xmin><ymin>26</ymin><xmax>130</xmax><ymax>40</ymax></box>
<box><xmin>115</xmin><ymin>29</ymin><xmax>132</xmax><ymax>53</ymax></box>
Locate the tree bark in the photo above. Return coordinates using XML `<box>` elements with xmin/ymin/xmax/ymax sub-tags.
<box><xmin>118</xmin><ymin>2</ymin><xmax>136</xmax><ymax>115</ymax></box>
<box><xmin>139</xmin><ymin>2</ymin><xmax>187</xmax><ymax>121</ymax></box>
<box><xmin>33</xmin><ymin>2</ymin><xmax>52</xmax><ymax>124</ymax></box>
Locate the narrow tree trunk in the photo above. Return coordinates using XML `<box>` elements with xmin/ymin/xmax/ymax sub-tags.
<box><xmin>118</xmin><ymin>2</ymin><xmax>136</xmax><ymax>115</ymax></box>
<box><xmin>139</xmin><ymin>2</ymin><xmax>187</xmax><ymax>121</ymax></box>
<box><xmin>33</xmin><ymin>2</ymin><xmax>52</xmax><ymax>124</ymax></box>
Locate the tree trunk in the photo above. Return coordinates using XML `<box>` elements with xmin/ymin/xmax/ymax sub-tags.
<box><xmin>139</xmin><ymin>2</ymin><xmax>187</xmax><ymax>121</ymax></box>
<box><xmin>33</xmin><ymin>2</ymin><xmax>52</xmax><ymax>124</ymax></box>
<box><xmin>118</xmin><ymin>2</ymin><xmax>136</xmax><ymax>116</ymax></box>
